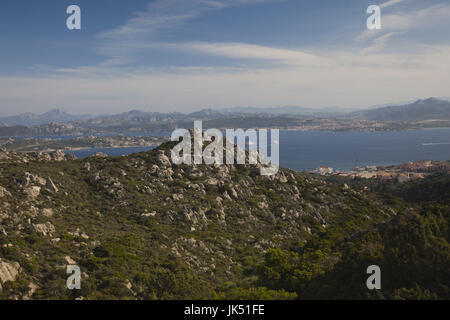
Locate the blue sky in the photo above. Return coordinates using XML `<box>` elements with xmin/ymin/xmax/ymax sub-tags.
<box><xmin>0</xmin><ymin>0</ymin><xmax>449</xmax><ymax>115</ymax></box>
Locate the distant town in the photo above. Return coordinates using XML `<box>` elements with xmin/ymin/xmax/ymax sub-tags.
<box><xmin>0</xmin><ymin>135</ymin><xmax>168</xmax><ymax>153</ymax></box>
<box><xmin>1</xmin><ymin>98</ymin><xmax>450</xmax><ymax>137</ymax></box>
<box><xmin>314</xmin><ymin>160</ymin><xmax>450</xmax><ymax>182</ymax></box>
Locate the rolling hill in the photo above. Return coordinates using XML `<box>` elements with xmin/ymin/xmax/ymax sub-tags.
<box><xmin>0</xmin><ymin>109</ymin><xmax>93</xmax><ymax>126</ymax></box>
<box><xmin>0</xmin><ymin>140</ymin><xmax>448</xmax><ymax>299</ymax></box>
<box><xmin>351</xmin><ymin>98</ymin><xmax>450</xmax><ymax>121</ymax></box>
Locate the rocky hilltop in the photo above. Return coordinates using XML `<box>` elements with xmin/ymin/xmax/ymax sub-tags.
<box><xmin>0</xmin><ymin>142</ymin><xmax>448</xmax><ymax>300</ymax></box>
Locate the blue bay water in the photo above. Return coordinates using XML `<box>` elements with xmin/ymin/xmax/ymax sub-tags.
<box><xmin>67</xmin><ymin>129</ymin><xmax>450</xmax><ymax>172</ymax></box>
<box><xmin>279</xmin><ymin>128</ymin><xmax>450</xmax><ymax>171</ymax></box>
<box><xmin>68</xmin><ymin>146</ymin><xmax>157</xmax><ymax>159</ymax></box>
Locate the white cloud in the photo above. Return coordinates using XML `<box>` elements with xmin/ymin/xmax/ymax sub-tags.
<box><xmin>97</xmin><ymin>0</ymin><xmax>282</xmax><ymax>65</ymax></box>
<box><xmin>1</xmin><ymin>1</ymin><xmax>449</xmax><ymax>115</ymax></box>
<box><xmin>380</xmin><ymin>0</ymin><xmax>409</xmax><ymax>9</ymax></box>
<box><xmin>358</xmin><ymin>3</ymin><xmax>450</xmax><ymax>41</ymax></box>
<box><xmin>2</xmin><ymin>45</ymin><xmax>449</xmax><ymax>114</ymax></box>
<box><xmin>360</xmin><ymin>31</ymin><xmax>406</xmax><ymax>55</ymax></box>
<box><xmin>169</xmin><ymin>42</ymin><xmax>330</xmax><ymax>66</ymax></box>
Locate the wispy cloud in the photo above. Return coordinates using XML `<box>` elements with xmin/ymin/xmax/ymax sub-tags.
<box><xmin>2</xmin><ymin>0</ymin><xmax>449</xmax><ymax>115</ymax></box>
<box><xmin>360</xmin><ymin>31</ymin><xmax>406</xmax><ymax>55</ymax></box>
<box><xmin>358</xmin><ymin>3</ymin><xmax>450</xmax><ymax>40</ymax></box>
<box><xmin>96</xmin><ymin>0</ymin><xmax>282</xmax><ymax>65</ymax></box>
<box><xmin>170</xmin><ymin>42</ymin><xmax>329</xmax><ymax>66</ymax></box>
<box><xmin>380</xmin><ymin>0</ymin><xmax>409</xmax><ymax>9</ymax></box>
<box><xmin>357</xmin><ymin>2</ymin><xmax>450</xmax><ymax>56</ymax></box>
<box><xmin>4</xmin><ymin>43</ymin><xmax>449</xmax><ymax>114</ymax></box>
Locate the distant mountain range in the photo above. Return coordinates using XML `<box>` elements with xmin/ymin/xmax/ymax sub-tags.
<box><xmin>221</xmin><ymin>105</ymin><xmax>346</xmax><ymax>117</ymax></box>
<box><xmin>224</xmin><ymin>98</ymin><xmax>450</xmax><ymax>120</ymax></box>
<box><xmin>350</xmin><ymin>98</ymin><xmax>450</xmax><ymax>121</ymax></box>
<box><xmin>1</xmin><ymin>98</ymin><xmax>449</xmax><ymax>127</ymax></box>
<box><xmin>0</xmin><ymin>109</ymin><xmax>92</xmax><ymax>126</ymax></box>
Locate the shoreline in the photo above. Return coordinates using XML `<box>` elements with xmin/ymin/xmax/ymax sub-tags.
<box><xmin>17</xmin><ymin>144</ymin><xmax>162</xmax><ymax>153</ymax></box>
<box><xmin>1</xmin><ymin>126</ymin><xmax>450</xmax><ymax>139</ymax></box>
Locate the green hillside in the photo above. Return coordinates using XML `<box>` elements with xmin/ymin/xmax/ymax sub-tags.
<box><xmin>0</xmin><ymin>143</ymin><xmax>448</xmax><ymax>300</ymax></box>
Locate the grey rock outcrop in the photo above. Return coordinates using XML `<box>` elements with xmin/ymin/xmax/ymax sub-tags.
<box><xmin>50</xmin><ymin>150</ymin><xmax>66</xmax><ymax>161</ymax></box>
<box><xmin>33</xmin><ymin>222</ymin><xmax>56</xmax><ymax>236</ymax></box>
<box><xmin>0</xmin><ymin>259</ymin><xmax>20</xmax><ymax>290</ymax></box>
<box><xmin>21</xmin><ymin>172</ymin><xmax>46</xmax><ymax>187</ymax></box>
<box><xmin>24</xmin><ymin>186</ymin><xmax>41</xmax><ymax>199</ymax></box>
<box><xmin>158</xmin><ymin>150</ymin><xmax>171</xmax><ymax>167</ymax></box>
<box><xmin>0</xmin><ymin>186</ymin><xmax>11</xmax><ymax>198</ymax></box>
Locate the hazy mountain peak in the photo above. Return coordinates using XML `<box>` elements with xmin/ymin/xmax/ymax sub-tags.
<box><xmin>0</xmin><ymin>109</ymin><xmax>92</xmax><ymax>126</ymax></box>
<box><xmin>352</xmin><ymin>97</ymin><xmax>450</xmax><ymax>121</ymax></box>
<box><xmin>415</xmin><ymin>97</ymin><xmax>445</xmax><ymax>104</ymax></box>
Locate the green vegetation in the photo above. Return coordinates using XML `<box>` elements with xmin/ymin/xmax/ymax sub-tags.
<box><xmin>0</xmin><ymin>145</ymin><xmax>448</xmax><ymax>300</ymax></box>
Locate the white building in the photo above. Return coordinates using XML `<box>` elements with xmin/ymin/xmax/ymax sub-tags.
<box><xmin>318</xmin><ymin>166</ymin><xmax>333</xmax><ymax>175</ymax></box>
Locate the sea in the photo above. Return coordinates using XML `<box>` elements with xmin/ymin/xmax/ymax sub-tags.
<box><xmin>66</xmin><ymin>128</ymin><xmax>450</xmax><ymax>172</ymax></box>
